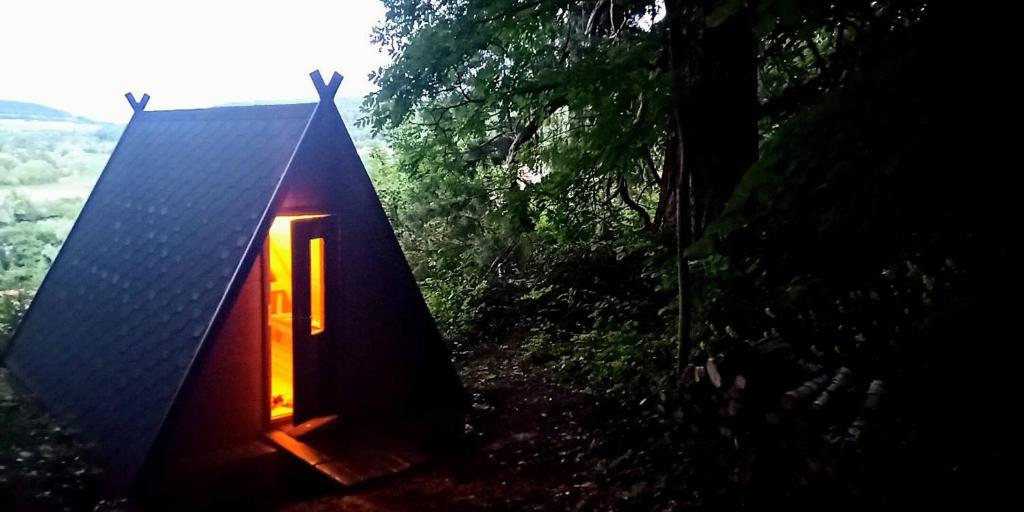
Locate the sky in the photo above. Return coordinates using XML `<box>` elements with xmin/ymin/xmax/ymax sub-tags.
<box><xmin>0</xmin><ymin>0</ymin><xmax>390</xmax><ymax>123</ymax></box>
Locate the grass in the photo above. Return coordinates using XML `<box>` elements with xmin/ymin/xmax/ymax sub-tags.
<box><xmin>0</xmin><ymin>369</ymin><xmax>113</xmax><ymax>511</ymax></box>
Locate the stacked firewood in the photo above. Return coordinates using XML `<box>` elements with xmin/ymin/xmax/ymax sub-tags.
<box><xmin>681</xmin><ymin>350</ymin><xmax>892</xmax><ymax>496</ymax></box>
<box><xmin>782</xmin><ymin>369</ymin><xmax>886</xmax><ymax>442</ymax></box>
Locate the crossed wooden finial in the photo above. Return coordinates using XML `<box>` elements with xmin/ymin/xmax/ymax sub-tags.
<box><xmin>124</xmin><ymin>71</ymin><xmax>340</xmax><ymax>111</ymax></box>
<box><xmin>310</xmin><ymin>70</ymin><xmax>344</xmax><ymax>101</ymax></box>
<box><xmin>125</xmin><ymin>92</ymin><xmax>150</xmax><ymax>113</ymax></box>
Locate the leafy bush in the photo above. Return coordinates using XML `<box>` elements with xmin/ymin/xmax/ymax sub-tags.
<box><xmin>365</xmin><ymin>12</ymin><xmax>1000</xmax><ymax>408</ymax></box>
<box><xmin>0</xmin><ymin>153</ymin><xmax>17</xmax><ymax>171</ymax></box>
<box><xmin>2</xmin><ymin>159</ymin><xmax>63</xmax><ymax>186</ymax></box>
<box><xmin>0</xmin><ymin>290</ymin><xmax>32</xmax><ymax>353</ymax></box>
<box><xmin>684</xmin><ymin>26</ymin><xmax>985</xmax><ymax>368</ymax></box>
<box><xmin>0</xmin><ymin>193</ymin><xmax>82</xmax><ymax>350</ymax></box>
<box><xmin>525</xmin><ymin>324</ymin><xmax>675</xmax><ymax>396</ymax></box>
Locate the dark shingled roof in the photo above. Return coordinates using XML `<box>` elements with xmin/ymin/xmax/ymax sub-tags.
<box><xmin>4</xmin><ymin>102</ymin><xmax>316</xmax><ymax>477</ymax></box>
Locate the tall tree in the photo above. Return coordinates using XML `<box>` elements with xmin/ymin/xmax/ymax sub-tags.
<box><xmin>366</xmin><ymin>0</ymin><xmax>929</xmax><ymax>372</ymax></box>
<box><xmin>662</xmin><ymin>0</ymin><xmax>759</xmax><ymax>376</ymax></box>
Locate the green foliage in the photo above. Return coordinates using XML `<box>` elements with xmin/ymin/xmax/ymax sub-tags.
<box><xmin>0</xmin><ymin>290</ymin><xmax>31</xmax><ymax>352</ymax></box>
<box><xmin>367</xmin><ymin>0</ymin><xmax>957</xmax><ymax>399</ymax></box>
<box><xmin>0</xmin><ymin>192</ymin><xmax>70</xmax><ymax>351</ymax></box>
<box><xmin>2</xmin><ymin>159</ymin><xmax>62</xmax><ymax>186</ymax></box>
<box><xmin>683</xmin><ymin>18</ymin><xmax>983</xmax><ymax>380</ymax></box>
<box><xmin>0</xmin><ymin>153</ymin><xmax>17</xmax><ymax>171</ymax></box>
<box><xmin>364</xmin><ymin>2</ymin><xmax>690</xmax><ymax>396</ymax></box>
<box><xmin>460</xmin><ymin>234</ymin><xmax>676</xmax><ymax>397</ymax></box>
<box><xmin>335</xmin><ymin>96</ymin><xmax>380</xmax><ymax>147</ymax></box>
<box><xmin>372</xmin><ymin>125</ymin><xmax>678</xmax><ymax>393</ymax></box>
<box><xmin>0</xmin><ymin>204</ymin><xmax>72</xmax><ymax>287</ymax></box>
<box><xmin>0</xmin><ymin>118</ymin><xmax>105</xmax><ymax>351</ymax></box>
<box><xmin>525</xmin><ymin>323</ymin><xmax>675</xmax><ymax>396</ymax></box>
<box><xmin>0</xmin><ymin>120</ymin><xmax>117</xmax><ymax>186</ymax></box>
<box><xmin>367</xmin><ymin>0</ymin><xmax>668</xmax><ymax>237</ymax></box>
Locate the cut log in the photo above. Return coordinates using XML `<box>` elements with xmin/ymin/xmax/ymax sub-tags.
<box><xmin>707</xmin><ymin>357</ymin><xmax>722</xmax><ymax>388</ymax></box>
<box><xmin>847</xmin><ymin>379</ymin><xmax>886</xmax><ymax>442</ymax></box>
<box><xmin>781</xmin><ymin>374</ymin><xmax>830</xmax><ymax>410</ymax></box>
<box><xmin>679</xmin><ymin>364</ymin><xmax>697</xmax><ymax>386</ymax></box>
<box><xmin>862</xmin><ymin>379</ymin><xmax>885</xmax><ymax>413</ymax></box>
<box><xmin>727</xmin><ymin>399</ymin><xmax>741</xmax><ymax>417</ymax></box>
<box><xmin>811</xmin><ymin>367</ymin><xmax>853</xmax><ymax>411</ymax></box>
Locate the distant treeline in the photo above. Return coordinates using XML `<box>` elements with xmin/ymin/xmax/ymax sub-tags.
<box><xmin>1</xmin><ymin>116</ymin><xmax>121</xmax><ymax>347</ymax></box>
<box><xmin>335</xmin><ymin>96</ymin><xmax>378</xmax><ymax>148</ymax></box>
<box><xmin>0</xmin><ymin>123</ymin><xmax>119</xmax><ymax>187</ymax></box>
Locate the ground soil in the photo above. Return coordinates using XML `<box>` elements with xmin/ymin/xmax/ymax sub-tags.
<box><xmin>2</xmin><ymin>342</ymin><xmax>681</xmax><ymax>511</ymax></box>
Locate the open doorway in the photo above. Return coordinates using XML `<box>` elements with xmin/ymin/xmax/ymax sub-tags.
<box><xmin>263</xmin><ymin>212</ymin><xmax>428</xmax><ymax>486</ymax></box>
<box><xmin>266</xmin><ymin>214</ymin><xmax>328</xmax><ymax>422</ymax></box>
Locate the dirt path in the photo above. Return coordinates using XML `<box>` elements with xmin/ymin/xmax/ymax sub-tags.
<box><xmin>278</xmin><ymin>343</ymin><xmax>624</xmax><ymax>511</ymax></box>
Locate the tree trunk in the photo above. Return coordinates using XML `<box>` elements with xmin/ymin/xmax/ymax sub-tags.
<box><xmin>663</xmin><ymin>0</ymin><xmax>759</xmax><ymax>382</ymax></box>
<box><xmin>653</xmin><ymin>134</ymin><xmax>680</xmax><ymax>235</ymax></box>
<box><xmin>665</xmin><ymin>0</ymin><xmax>699</xmax><ymax>382</ymax></box>
<box><xmin>692</xmin><ymin>6</ymin><xmax>759</xmax><ymax>229</ymax></box>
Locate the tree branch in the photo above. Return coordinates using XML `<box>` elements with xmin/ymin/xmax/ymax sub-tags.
<box><xmin>504</xmin><ymin>96</ymin><xmax>569</xmax><ymax>165</ymax></box>
<box><xmin>476</xmin><ymin>0</ymin><xmax>547</xmax><ymax>24</ymax></box>
<box><xmin>617</xmin><ymin>173</ymin><xmax>653</xmax><ymax>228</ymax></box>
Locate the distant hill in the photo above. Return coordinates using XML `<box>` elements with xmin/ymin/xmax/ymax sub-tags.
<box><xmin>0</xmin><ymin>100</ymin><xmax>76</xmax><ymax>121</ymax></box>
<box><xmin>1</xmin><ymin>97</ymin><xmax>379</xmax><ymax>146</ymax></box>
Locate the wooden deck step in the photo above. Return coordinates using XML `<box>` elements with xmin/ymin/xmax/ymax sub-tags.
<box><xmin>172</xmin><ymin>439</ymin><xmax>279</xmax><ymax>474</ymax></box>
<box><xmin>266</xmin><ymin>419</ymin><xmax>427</xmax><ymax>486</ymax></box>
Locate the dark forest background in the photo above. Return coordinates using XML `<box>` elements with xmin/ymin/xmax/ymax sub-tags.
<box><xmin>359</xmin><ymin>0</ymin><xmax>1011</xmax><ymax>507</ymax></box>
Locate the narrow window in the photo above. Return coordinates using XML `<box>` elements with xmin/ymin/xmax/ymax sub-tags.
<box><xmin>310</xmin><ymin>237</ymin><xmax>325</xmax><ymax>335</ymax></box>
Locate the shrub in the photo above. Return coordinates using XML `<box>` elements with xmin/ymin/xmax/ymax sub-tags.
<box><xmin>2</xmin><ymin>159</ymin><xmax>61</xmax><ymax>186</ymax></box>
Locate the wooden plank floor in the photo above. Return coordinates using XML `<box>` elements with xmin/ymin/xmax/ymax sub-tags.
<box><xmin>266</xmin><ymin>418</ymin><xmax>427</xmax><ymax>486</ymax></box>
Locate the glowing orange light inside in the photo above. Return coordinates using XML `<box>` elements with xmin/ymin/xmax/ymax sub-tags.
<box><xmin>310</xmin><ymin>237</ymin><xmax>325</xmax><ymax>335</ymax></box>
<box><xmin>267</xmin><ymin>214</ymin><xmax>327</xmax><ymax>421</ymax></box>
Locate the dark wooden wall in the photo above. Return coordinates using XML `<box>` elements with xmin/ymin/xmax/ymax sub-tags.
<box><xmin>158</xmin><ymin>254</ymin><xmax>265</xmax><ymax>467</ymax></box>
<box><xmin>280</xmin><ymin>102</ymin><xmax>467</xmax><ymax>420</ymax></box>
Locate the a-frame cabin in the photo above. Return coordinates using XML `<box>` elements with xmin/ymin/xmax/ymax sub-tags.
<box><xmin>2</xmin><ymin>71</ymin><xmax>467</xmax><ymax>488</ymax></box>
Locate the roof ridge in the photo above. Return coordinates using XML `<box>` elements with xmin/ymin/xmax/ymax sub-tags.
<box><xmin>145</xmin><ymin>101</ymin><xmax>318</xmax><ymax>114</ymax></box>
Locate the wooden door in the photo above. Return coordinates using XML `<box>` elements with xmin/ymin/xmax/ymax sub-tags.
<box><xmin>290</xmin><ymin>215</ymin><xmax>338</xmax><ymax>423</ymax></box>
